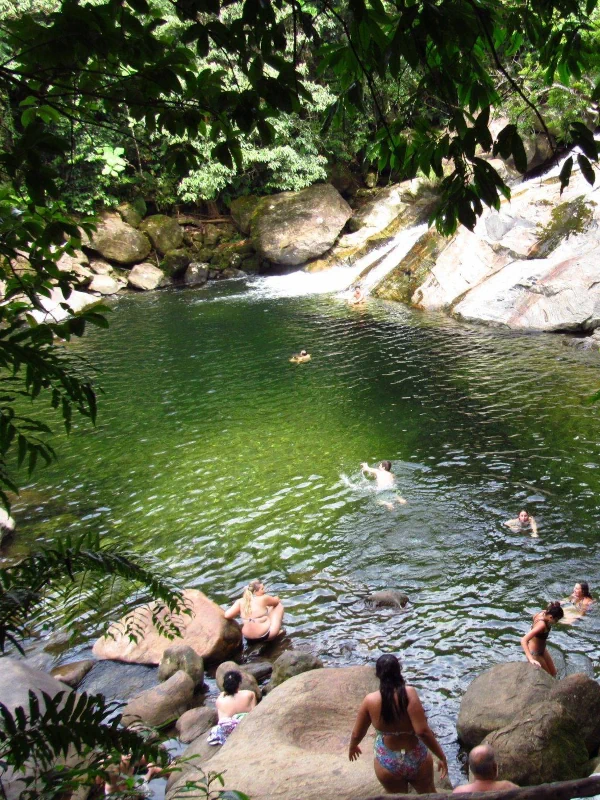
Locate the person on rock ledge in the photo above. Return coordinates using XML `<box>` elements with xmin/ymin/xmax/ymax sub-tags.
<box><xmin>453</xmin><ymin>744</ymin><xmax>518</xmax><ymax>794</ymax></box>
<box><xmin>207</xmin><ymin>669</ymin><xmax>256</xmax><ymax>746</ymax></box>
<box><xmin>224</xmin><ymin>579</ymin><xmax>284</xmax><ymax>642</ymax></box>
<box><xmin>521</xmin><ymin>601</ymin><xmax>564</xmax><ymax>676</ymax></box>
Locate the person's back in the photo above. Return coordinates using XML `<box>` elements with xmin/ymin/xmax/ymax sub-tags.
<box><xmin>216</xmin><ymin>688</ymin><xmax>256</xmax><ymax>720</ymax></box>
<box><xmin>453</xmin><ymin>744</ymin><xmax>518</xmax><ymax>794</ymax></box>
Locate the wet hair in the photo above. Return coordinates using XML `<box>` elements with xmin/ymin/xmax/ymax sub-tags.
<box><xmin>375</xmin><ymin>654</ymin><xmax>408</xmax><ymax>723</ymax></box>
<box><xmin>545</xmin><ymin>601</ymin><xmax>564</xmax><ymax>621</ymax></box>
<box><xmin>469</xmin><ymin>745</ymin><xmax>497</xmax><ymax>779</ymax></box>
<box><xmin>379</xmin><ymin>460</ymin><xmax>392</xmax><ymax>472</ymax></box>
<box><xmin>222</xmin><ymin>670</ymin><xmax>243</xmax><ymax>696</ymax></box>
<box><xmin>241</xmin><ymin>579</ymin><xmax>262</xmax><ymax>617</ymax></box>
<box><xmin>300</xmin><ymin>350</ymin><xmax>307</xmax><ymax>356</ymax></box>
<box><xmin>579</xmin><ymin>581</ymin><xmax>592</xmax><ymax>599</ymax></box>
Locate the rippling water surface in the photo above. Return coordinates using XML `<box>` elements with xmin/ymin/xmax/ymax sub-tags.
<box><xmin>11</xmin><ymin>277</ymin><xmax>600</xmax><ymax>780</ymax></box>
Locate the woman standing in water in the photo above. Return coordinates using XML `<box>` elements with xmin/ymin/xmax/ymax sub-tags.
<box><xmin>349</xmin><ymin>654</ymin><xmax>448</xmax><ymax>794</ymax></box>
<box><xmin>224</xmin><ymin>579</ymin><xmax>284</xmax><ymax>641</ymax></box>
<box><xmin>521</xmin><ymin>601</ymin><xmax>564</xmax><ymax>676</ymax></box>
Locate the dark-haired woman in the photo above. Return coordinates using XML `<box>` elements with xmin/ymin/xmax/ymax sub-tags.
<box><xmin>349</xmin><ymin>654</ymin><xmax>448</xmax><ymax>794</ymax></box>
<box><xmin>520</xmin><ymin>601</ymin><xmax>564</xmax><ymax>676</ymax></box>
<box><xmin>207</xmin><ymin>670</ymin><xmax>256</xmax><ymax>746</ymax></box>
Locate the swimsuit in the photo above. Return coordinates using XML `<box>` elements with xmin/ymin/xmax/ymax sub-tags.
<box><xmin>207</xmin><ymin>713</ymin><xmax>248</xmax><ymax>746</ymax></box>
<box><xmin>529</xmin><ymin>615</ymin><xmax>550</xmax><ymax>656</ymax></box>
<box><xmin>241</xmin><ymin>608</ymin><xmax>271</xmax><ymax>641</ymax></box>
<box><xmin>374</xmin><ymin>731</ymin><xmax>428</xmax><ymax>780</ymax></box>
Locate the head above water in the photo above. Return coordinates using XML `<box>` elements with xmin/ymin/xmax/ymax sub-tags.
<box><xmin>300</xmin><ymin>349</ymin><xmax>308</xmax><ymax>356</ymax></box>
<box><xmin>574</xmin><ymin>581</ymin><xmax>592</xmax><ymax>599</ymax></box>
<box><xmin>379</xmin><ymin>460</ymin><xmax>392</xmax><ymax>472</ymax></box>
<box><xmin>242</xmin><ymin>579</ymin><xmax>265</xmax><ymax>616</ymax></box>
<box><xmin>545</xmin><ymin>601</ymin><xmax>564</xmax><ymax>621</ymax></box>
<box><xmin>518</xmin><ymin>510</ymin><xmax>530</xmax><ymax>523</ymax></box>
<box><xmin>469</xmin><ymin>744</ymin><xmax>498</xmax><ymax>780</ymax></box>
<box><xmin>375</xmin><ymin>654</ymin><xmax>408</xmax><ymax>722</ymax></box>
<box><xmin>222</xmin><ymin>670</ymin><xmax>242</xmax><ymax>696</ymax></box>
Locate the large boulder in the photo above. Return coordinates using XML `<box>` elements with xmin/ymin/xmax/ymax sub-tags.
<box><xmin>88</xmin><ymin>212</ymin><xmax>151</xmax><ymax>265</ymax></box>
<box><xmin>251</xmin><ymin>184</ymin><xmax>352</xmax><ymax>266</ymax></box>
<box><xmin>88</xmin><ymin>274</ymin><xmax>122</xmax><ymax>295</ymax></box>
<box><xmin>139</xmin><ymin>215</ymin><xmax>184</xmax><ymax>255</ymax></box>
<box><xmin>484</xmin><ymin>700</ymin><xmax>588</xmax><ymax>784</ymax></box>
<box><xmin>121</xmin><ymin>670</ymin><xmax>195</xmax><ymax>729</ymax></box>
<box><xmin>549</xmin><ymin>673</ymin><xmax>600</xmax><ymax>755</ymax></box>
<box><xmin>117</xmin><ymin>199</ymin><xmax>146</xmax><ymax>228</ymax></box>
<box><xmin>29</xmin><ymin>286</ymin><xmax>100</xmax><ymax>323</ymax></box>
<box><xmin>175</xmin><ymin>706</ymin><xmax>217</xmax><ymax>744</ymax></box>
<box><xmin>166</xmin><ymin>666</ymin><xmax>450</xmax><ymax>800</ymax></box>
<box><xmin>158</xmin><ymin>645</ymin><xmax>204</xmax><ymax>687</ymax></box>
<box><xmin>128</xmin><ymin>263</ymin><xmax>166</xmax><ymax>291</ymax></box>
<box><xmin>230</xmin><ymin>196</ymin><xmax>261</xmax><ymax>234</ymax></box>
<box><xmin>162</xmin><ymin>248</ymin><xmax>191</xmax><ymax>277</ymax></box>
<box><xmin>270</xmin><ymin>651</ymin><xmax>323</xmax><ymax>689</ymax></box>
<box><xmin>50</xmin><ymin>660</ymin><xmax>94</xmax><ymax>688</ymax></box>
<box><xmin>215</xmin><ymin>660</ymin><xmax>261</xmax><ymax>701</ymax></box>
<box><xmin>92</xmin><ymin>588</ymin><xmax>242</xmax><ymax>665</ymax></box>
<box><xmin>457</xmin><ymin>662</ymin><xmax>554</xmax><ymax>749</ymax></box>
<box><xmin>183</xmin><ymin>263</ymin><xmax>209</xmax><ymax>286</ymax></box>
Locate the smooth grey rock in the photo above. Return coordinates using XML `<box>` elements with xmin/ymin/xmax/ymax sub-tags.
<box><xmin>158</xmin><ymin>645</ymin><xmax>204</xmax><ymax>687</ymax></box>
<box><xmin>50</xmin><ymin>660</ymin><xmax>94</xmax><ymax>688</ymax></box>
<box><xmin>128</xmin><ymin>263</ymin><xmax>166</xmax><ymax>291</ymax></box>
<box><xmin>241</xmin><ymin>661</ymin><xmax>273</xmax><ymax>682</ymax></box>
<box><xmin>270</xmin><ymin>651</ymin><xmax>323</xmax><ymax>688</ymax></box>
<box><xmin>184</xmin><ymin>263</ymin><xmax>209</xmax><ymax>286</ymax></box>
<box><xmin>175</xmin><ymin>706</ymin><xmax>217</xmax><ymax>744</ymax></box>
<box><xmin>89</xmin><ymin>212</ymin><xmax>151</xmax><ymax>265</ymax></box>
<box><xmin>121</xmin><ymin>670</ymin><xmax>195</xmax><ymax>729</ymax></box>
<box><xmin>88</xmin><ymin>274</ymin><xmax>121</xmax><ymax>295</ymax></box>
<box><xmin>215</xmin><ymin>661</ymin><xmax>261</xmax><ymax>701</ymax></box>
<box><xmin>79</xmin><ymin>660</ymin><xmax>159</xmax><ymax>703</ymax></box>
<box><xmin>88</xmin><ymin>258</ymin><xmax>114</xmax><ymax>275</ymax></box>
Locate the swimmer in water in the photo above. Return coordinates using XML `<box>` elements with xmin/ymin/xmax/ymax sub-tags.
<box><xmin>361</xmin><ymin>461</ymin><xmax>407</xmax><ymax>508</ymax></box>
<box><xmin>561</xmin><ymin>581</ymin><xmax>594</xmax><ymax>624</ymax></box>
<box><xmin>290</xmin><ymin>349</ymin><xmax>311</xmax><ymax>363</ymax></box>
<box><xmin>505</xmin><ymin>509</ymin><xmax>538</xmax><ymax>538</ymax></box>
<box><xmin>349</xmin><ymin>286</ymin><xmax>366</xmax><ymax>305</ymax></box>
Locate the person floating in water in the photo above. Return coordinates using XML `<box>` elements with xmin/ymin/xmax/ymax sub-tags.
<box><xmin>520</xmin><ymin>601</ymin><xmax>564</xmax><ymax>676</ymax></box>
<box><xmin>561</xmin><ymin>581</ymin><xmax>594</xmax><ymax>624</ymax></box>
<box><xmin>349</xmin><ymin>286</ymin><xmax>366</xmax><ymax>305</ymax></box>
<box><xmin>505</xmin><ymin>509</ymin><xmax>538</xmax><ymax>537</ymax></box>
<box><xmin>453</xmin><ymin>744</ymin><xmax>518</xmax><ymax>794</ymax></box>
<box><xmin>361</xmin><ymin>460</ymin><xmax>407</xmax><ymax>508</ymax></box>
<box><xmin>224</xmin><ymin>579</ymin><xmax>284</xmax><ymax>642</ymax></box>
<box><xmin>290</xmin><ymin>349</ymin><xmax>311</xmax><ymax>363</ymax></box>
<box><xmin>349</xmin><ymin>654</ymin><xmax>448</xmax><ymax>794</ymax></box>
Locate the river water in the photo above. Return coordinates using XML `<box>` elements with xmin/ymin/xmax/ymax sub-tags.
<box><xmin>10</xmin><ymin>276</ymin><xmax>600</xmax><ymax>781</ymax></box>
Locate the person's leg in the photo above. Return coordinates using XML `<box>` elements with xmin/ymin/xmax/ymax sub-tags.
<box><xmin>374</xmin><ymin>758</ymin><xmax>409</xmax><ymax>794</ymax></box>
<box><xmin>267</xmin><ymin>603</ymin><xmax>284</xmax><ymax>640</ymax></box>
<box><xmin>409</xmin><ymin>752</ymin><xmax>436</xmax><ymax>794</ymax></box>
<box><xmin>541</xmin><ymin>651</ymin><xmax>557</xmax><ymax>677</ymax></box>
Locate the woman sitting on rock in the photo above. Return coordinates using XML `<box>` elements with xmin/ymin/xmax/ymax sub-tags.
<box><xmin>224</xmin><ymin>579</ymin><xmax>284</xmax><ymax>641</ymax></box>
<box><xmin>207</xmin><ymin>670</ymin><xmax>257</xmax><ymax>746</ymax></box>
<box><xmin>521</xmin><ymin>601</ymin><xmax>564</xmax><ymax>676</ymax></box>
<box><xmin>349</xmin><ymin>654</ymin><xmax>448</xmax><ymax>794</ymax></box>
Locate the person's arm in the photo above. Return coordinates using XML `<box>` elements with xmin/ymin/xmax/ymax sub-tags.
<box><xmin>264</xmin><ymin>594</ymin><xmax>280</xmax><ymax>607</ymax></box>
<box><xmin>224</xmin><ymin>599</ymin><xmax>241</xmax><ymax>619</ymax></box>
<box><xmin>521</xmin><ymin>621</ymin><xmax>545</xmax><ymax>667</ymax></box>
<box><xmin>505</xmin><ymin>518</ymin><xmax>516</xmax><ymax>529</ymax></box>
<box><xmin>529</xmin><ymin>517</ymin><xmax>538</xmax><ymax>537</ymax></box>
<box><xmin>348</xmin><ymin>698</ymin><xmax>372</xmax><ymax>761</ymax></box>
<box><xmin>361</xmin><ymin>462</ymin><xmax>377</xmax><ymax>476</ymax></box>
<box><xmin>248</xmin><ymin>691</ymin><xmax>257</xmax><ymax>710</ymax></box>
<box><xmin>406</xmin><ymin>690</ymin><xmax>448</xmax><ymax>778</ymax></box>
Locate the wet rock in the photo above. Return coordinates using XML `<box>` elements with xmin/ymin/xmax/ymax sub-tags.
<box><xmin>221</xmin><ymin>268</ymin><xmax>246</xmax><ymax>279</ymax></box>
<box><xmin>270</xmin><ymin>651</ymin><xmax>323</xmax><ymax>689</ymax></box>
<box><xmin>215</xmin><ymin>661</ymin><xmax>260</xmax><ymax>701</ymax></box>
<box><xmin>79</xmin><ymin>660</ymin><xmax>159</xmax><ymax>703</ymax></box>
<box><xmin>367</xmin><ymin>589</ymin><xmax>409</xmax><ymax>609</ymax></box>
<box><xmin>457</xmin><ymin>661</ymin><xmax>554</xmax><ymax>748</ymax></box>
<box><xmin>139</xmin><ymin>215</ymin><xmax>184</xmax><ymax>255</ymax></box>
<box><xmin>549</xmin><ymin>672</ymin><xmax>600</xmax><ymax>755</ymax></box>
<box><xmin>121</xmin><ymin>670</ymin><xmax>195</xmax><ymax>729</ymax></box>
<box><xmin>230</xmin><ymin>196</ymin><xmax>261</xmax><ymax>234</ymax></box>
<box><xmin>88</xmin><ymin>274</ymin><xmax>122</xmax><ymax>295</ymax></box>
<box><xmin>183</xmin><ymin>263</ymin><xmax>209</xmax><ymax>286</ymax></box>
<box><xmin>88</xmin><ymin>211</ymin><xmax>151</xmax><ymax>265</ymax></box>
<box><xmin>241</xmin><ymin>661</ymin><xmax>272</xmax><ymax>682</ymax></box>
<box><xmin>373</xmin><ymin>229</ymin><xmax>445</xmax><ymax>304</ymax></box>
<box><xmin>159</xmin><ymin>645</ymin><xmax>204</xmax><ymax>688</ymax></box>
<box><xmin>251</xmin><ymin>184</ymin><xmax>352</xmax><ymax>266</ymax></box>
<box><xmin>175</xmin><ymin>706</ymin><xmax>217</xmax><ymax>744</ymax></box>
<box><xmin>92</xmin><ymin>588</ymin><xmax>242</xmax><ymax>665</ymax></box>
<box><xmin>484</xmin><ymin>700</ymin><xmax>588</xmax><ymax>784</ymax></box>
<box><xmin>162</xmin><ymin>249</ymin><xmax>191</xmax><ymax>278</ymax></box>
<box><xmin>166</xmin><ymin>666</ymin><xmax>451</xmax><ymax>800</ymax></box>
<box><xmin>128</xmin><ymin>263</ymin><xmax>166</xmax><ymax>291</ymax></box>
<box><xmin>50</xmin><ymin>660</ymin><xmax>94</xmax><ymax>688</ymax></box>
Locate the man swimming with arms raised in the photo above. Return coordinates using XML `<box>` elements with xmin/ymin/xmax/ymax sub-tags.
<box><xmin>361</xmin><ymin>460</ymin><xmax>407</xmax><ymax>508</ymax></box>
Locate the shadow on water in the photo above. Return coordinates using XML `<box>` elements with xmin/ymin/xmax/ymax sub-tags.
<box><xmin>8</xmin><ymin>281</ymin><xmax>600</xmax><ymax>781</ymax></box>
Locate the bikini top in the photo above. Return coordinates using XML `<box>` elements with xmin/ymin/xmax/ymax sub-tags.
<box><xmin>531</xmin><ymin>615</ymin><xmax>550</xmax><ymax>639</ymax></box>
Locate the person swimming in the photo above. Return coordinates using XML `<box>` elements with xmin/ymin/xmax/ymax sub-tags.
<box><xmin>505</xmin><ymin>509</ymin><xmax>538</xmax><ymax>538</ymax></box>
<box><xmin>361</xmin><ymin>460</ymin><xmax>407</xmax><ymax>507</ymax></box>
<box><xmin>520</xmin><ymin>601</ymin><xmax>564</xmax><ymax>676</ymax></box>
<box><xmin>349</xmin><ymin>654</ymin><xmax>448</xmax><ymax>794</ymax></box>
<box><xmin>224</xmin><ymin>579</ymin><xmax>284</xmax><ymax>642</ymax></box>
<box><xmin>290</xmin><ymin>349</ymin><xmax>311</xmax><ymax>363</ymax></box>
<box><xmin>349</xmin><ymin>286</ymin><xmax>366</xmax><ymax>305</ymax></box>
<box><xmin>561</xmin><ymin>581</ymin><xmax>594</xmax><ymax>623</ymax></box>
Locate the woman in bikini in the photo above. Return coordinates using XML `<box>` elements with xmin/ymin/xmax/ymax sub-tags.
<box><xmin>349</xmin><ymin>654</ymin><xmax>448</xmax><ymax>794</ymax></box>
<box><xmin>224</xmin><ymin>579</ymin><xmax>284</xmax><ymax>642</ymax></box>
<box><xmin>561</xmin><ymin>582</ymin><xmax>594</xmax><ymax>624</ymax></box>
<box><xmin>520</xmin><ymin>601</ymin><xmax>564</xmax><ymax>676</ymax></box>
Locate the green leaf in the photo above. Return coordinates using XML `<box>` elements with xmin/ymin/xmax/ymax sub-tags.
<box><xmin>511</xmin><ymin>133</ymin><xmax>528</xmax><ymax>174</ymax></box>
<box><xmin>577</xmin><ymin>154</ymin><xmax>595</xmax><ymax>187</ymax></box>
<box><xmin>559</xmin><ymin>156</ymin><xmax>573</xmax><ymax>195</ymax></box>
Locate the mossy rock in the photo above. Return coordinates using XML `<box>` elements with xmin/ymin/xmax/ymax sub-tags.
<box><xmin>139</xmin><ymin>215</ymin><xmax>184</xmax><ymax>255</ymax></box>
<box><xmin>211</xmin><ymin>240</ymin><xmax>255</xmax><ymax>271</ymax></box>
<box><xmin>162</xmin><ymin>248</ymin><xmax>192</xmax><ymax>277</ymax></box>
<box><xmin>373</xmin><ymin>229</ymin><xmax>446</xmax><ymax>304</ymax></box>
<box><xmin>230</xmin><ymin>195</ymin><xmax>261</xmax><ymax>234</ymax></box>
<box><xmin>530</xmin><ymin>196</ymin><xmax>595</xmax><ymax>259</ymax></box>
<box><xmin>117</xmin><ymin>202</ymin><xmax>143</xmax><ymax>228</ymax></box>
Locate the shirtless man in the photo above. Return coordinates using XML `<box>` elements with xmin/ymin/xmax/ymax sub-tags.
<box><xmin>505</xmin><ymin>509</ymin><xmax>538</xmax><ymax>538</ymax></box>
<box><xmin>361</xmin><ymin>461</ymin><xmax>407</xmax><ymax>507</ymax></box>
<box><xmin>453</xmin><ymin>744</ymin><xmax>518</xmax><ymax>794</ymax></box>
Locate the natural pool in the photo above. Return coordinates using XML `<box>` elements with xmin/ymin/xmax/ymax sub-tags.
<box><xmin>10</xmin><ymin>275</ymin><xmax>600</xmax><ymax>781</ymax></box>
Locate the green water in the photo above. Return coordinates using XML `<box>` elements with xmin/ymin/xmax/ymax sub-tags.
<box><xmin>9</xmin><ymin>278</ymin><xmax>600</xmax><ymax>777</ymax></box>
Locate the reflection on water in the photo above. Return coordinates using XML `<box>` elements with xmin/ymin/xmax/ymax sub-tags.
<box><xmin>9</xmin><ymin>280</ymin><xmax>600</xmax><ymax>781</ymax></box>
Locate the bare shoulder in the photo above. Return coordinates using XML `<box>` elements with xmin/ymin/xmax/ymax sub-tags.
<box><xmin>406</xmin><ymin>685</ymin><xmax>421</xmax><ymax>702</ymax></box>
<box><xmin>240</xmin><ymin>689</ymin><xmax>255</xmax><ymax>699</ymax></box>
<box><xmin>499</xmin><ymin>781</ymin><xmax>519</xmax><ymax>789</ymax></box>
<box><xmin>452</xmin><ymin>785</ymin><xmax>471</xmax><ymax>794</ymax></box>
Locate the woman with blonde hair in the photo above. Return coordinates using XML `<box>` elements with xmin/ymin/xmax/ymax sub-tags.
<box><xmin>224</xmin><ymin>579</ymin><xmax>284</xmax><ymax>641</ymax></box>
